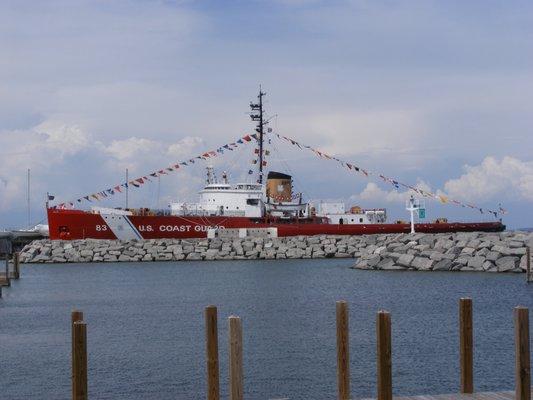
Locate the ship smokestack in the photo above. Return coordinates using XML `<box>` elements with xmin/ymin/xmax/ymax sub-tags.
<box><xmin>266</xmin><ymin>171</ymin><xmax>292</xmax><ymax>202</ymax></box>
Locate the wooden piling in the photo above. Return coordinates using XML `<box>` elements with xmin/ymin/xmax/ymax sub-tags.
<box><xmin>527</xmin><ymin>247</ymin><xmax>531</xmax><ymax>283</ymax></box>
<box><xmin>514</xmin><ymin>306</ymin><xmax>530</xmax><ymax>400</ymax></box>
<box><xmin>459</xmin><ymin>298</ymin><xmax>473</xmax><ymax>393</ymax></box>
<box><xmin>4</xmin><ymin>253</ymin><xmax>10</xmax><ymax>287</ymax></box>
<box><xmin>336</xmin><ymin>300</ymin><xmax>350</xmax><ymax>400</ymax></box>
<box><xmin>229</xmin><ymin>315</ymin><xmax>243</xmax><ymax>400</ymax></box>
<box><xmin>72</xmin><ymin>321</ymin><xmax>88</xmax><ymax>400</ymax></box>
<box><xmin>377</xmin><ymin>310</ymin><xmax>392</xmax><ymax>400</ymax></box>
<box><xmin>13</xmin><ymin>252</ymin><xmax>20</xmax><ymax>279</ymax></box>
<box><xmin>71</xmin><ymin>311</ymin><xmax>84</xmax><ymax>399</ymax></box>
<box><xmin>205</xmin><ymin>306</ymin><xmax>220</xmax><ymax>400</ymax></box>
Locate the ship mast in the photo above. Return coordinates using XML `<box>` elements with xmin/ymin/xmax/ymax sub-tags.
<box><xmin>250</xmin><ymin>87</ymin><xmax>266</xmax><ymax>184</ymax></box>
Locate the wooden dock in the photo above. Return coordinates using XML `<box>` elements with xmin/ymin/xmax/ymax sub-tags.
<box><xmin>361</xmin><ymin>390</ymin><xmax>532</xmax><ymax>400</ymax></box>
<box><xmin>0</xmin><ymin>251</ymin><xmax>21</xmax><ymax>297</ymax></box>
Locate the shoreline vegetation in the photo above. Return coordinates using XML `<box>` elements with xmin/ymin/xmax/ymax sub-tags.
<box><xmin>20</xmin><ymin>231</ymin><xmax>532</xmax><ymax>273</ymax></box>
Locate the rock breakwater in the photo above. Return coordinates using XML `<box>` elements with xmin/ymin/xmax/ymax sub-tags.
<box><xmin>354</xmin><ymin>231</ymin><xmax>532</xmax><ymax>273</ymax></box>
<box><xmin>19</xmin><ymin>231</ymin><xmax>532</xmax><ymax>273</ymax></box>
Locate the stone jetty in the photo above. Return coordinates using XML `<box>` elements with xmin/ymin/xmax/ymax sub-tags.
<box><xmin>19</xmin><ymin>231</ymin><xmax>532</xmax><ymax>273</ymax></box>
<box><xmin>353</xmin><ymin>231</ymin><xmax>531</xmax><ymax>273</ymax></box>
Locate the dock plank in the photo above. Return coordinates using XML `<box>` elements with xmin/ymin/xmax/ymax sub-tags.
<box><xmin>358</xmin><ymin>389</ymin><xmax>532</xmax><ymax>400</ymax></box>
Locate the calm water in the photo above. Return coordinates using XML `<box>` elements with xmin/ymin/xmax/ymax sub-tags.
<box><xmin>0</xmin><ymin>259</ymin><xmax>531</xmax><ymax>400</ymax></box>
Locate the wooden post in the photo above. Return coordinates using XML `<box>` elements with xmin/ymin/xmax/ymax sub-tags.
<box><xmin>514</xmin><ymin>307</ymin><xmax>530</xmax><ymax>400</ymax></box>
<box><xmin>527</xmin><ymin>247</ymin><xmax>531</xmax><ymax>283</ymax></box>
<box><xmin>205</xmin><ymin>306</ymin><xmax>220</xmax><ymax>400</ymax></box>
<box><xmin>377</xmin><ymin>310</ymin><xmax>392</xmax><ymax>400</ymax></box>
<box><xmin>72</xmin><ymin>321</ymin><xmax>88</xmax><ymax>400</ymax></box>
<box><xmin>71</xmin><ymin>311</ymin><xmax>84</xmax><ymax>399</ymax></box>
<box><xmin>4</xmin><ymin>253</ymin><xmax>10</xmax><ymax>287</ymax></box>
<box><xmin>13</xmin><ymin>252</ymin><xmax>20</xmax><ymax>279</ymax></box>
<box><xmin>336</xmin><ymin>300</ymin><xmax>350</xmax><ymax>400</ymax></box>
<box><xmin>459</xmin><ymin>298</ymin><xmax>474</xmax><ymax>393</ymax></box>
<box><xmin>229</xmin><ymin>316</ymin><xmax>243</xmax><ymax>400</ymax></box>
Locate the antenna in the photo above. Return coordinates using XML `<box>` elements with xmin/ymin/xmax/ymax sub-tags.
<box><xmin>157</xmin><ymin>175</ymin><xmax>161</xmax><ymax>209</ymax></box>
<box><xmin>405</xmin><ymin>195</ymin><xmax>425</xmax><ymax>233</ymax></box>
<box><xmin>250</xmin><ymin>86</ymin><xmax>267</xmax><ymax>184</ymax></box>
<box><xmin>405</xmin><ymin>196</ymin><xmax>418</xmax><ymax>233</ymax></box>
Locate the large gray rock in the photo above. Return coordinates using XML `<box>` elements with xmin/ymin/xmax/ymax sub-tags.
<box><xmin>429</xmin><ymin>251</ymin><xmax>444</xmax><ymax>261</ymax></box>
<box><xmin>435</xmin><ymin>239</ymin><xmax>454</xmax><ymax>250</ymax></box>
<box><xmin>507</xmin><ymin>247</ymin><xmax>527</xmax><ymax>256</ymax></box>
<box><xmin>155</xmin><ymin>253</ymin><xmax>172</xmax><ymax>261</ymax></box>
<box><xmin>80</xmin><ymin>249</ymin><xmax>94</xmax><ymax>258</ymax></box>
<box><xmin>461</xmin><ymin>247</ymin><xmax>476</xmax><ymax>256</ymax></box>
<box><xmin>468</xmin><ymin>256</ymin><xmax>485</xmax><ymax>270</ymax></box>
<box><xmin>186</xmin><ymin>252</ymin><xmax>202</xmax><ymax>260</ymax></box>
<box><xmin>367</xmin><ymin>254</ymin><xmax>381</xmax><ymax>268</ymax></box>
<box><xmin>397</xmin><ymin>254</ymin><xmax>414</xmax><ymax>267</ymax></box>
<box><xmin>287</xmin><ymin>248</ymin><xmax>305</xmax><ymax>258</ymax></box>
<box><xmin>492</xmin><ymin>245</ymin><xmax>511</xmax><ymax>255</ymax></box>
<box><xmin>312</xmin><ymin>251</ymin><xmax>325</xmax><ymax>258</ymax></box>
<box><xmin>446</xmin><ymin>247</ymin><xmax>463</xmax><ymax>256</ymax></box>
<box><xmin>433</xmin><ymin>259</ymin><xmax>452</xmax><ymax>271</ymax></box>
<box><xmin>364</xmin><ymin>235</ymin><xmax>377</xmax><ymax>245</ymax></box>
<box><xmin>519</xmin><ymin>255</ymin><xmax>530</xmax><ymax>271</ymax></box>
<box><xmin>411</xmin><ymin>257</ymin><xmax>434</xmax><ymax>270</ymax></box>
<box><xmin>455</xmin><ymin>256</ymin><xmax>470</xmax><ymax>266</ymax></box>
<box><xmin>377</xmin><ymin>258</ymin><xmax>394</xmax><ymax>269</ymax></box>
<box><xmin>496</xmin><ymin>256</ymin><xmax>519</xmax><ymax>272</ymax></box>
<box><xmin>419</xmin><ymin>235</ymin><xmax>436</xmax><ymax>247</ymax></box>
<box><xmin>483</xmin><ymin>260</ymin><xmax>496</xmax><ymax>271</ymax></box>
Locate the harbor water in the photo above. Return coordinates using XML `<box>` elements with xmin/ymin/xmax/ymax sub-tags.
<box><xmin>0</xmin><ymin>259</ymin><xmax>531</xmax><ymax>400</ymax></box>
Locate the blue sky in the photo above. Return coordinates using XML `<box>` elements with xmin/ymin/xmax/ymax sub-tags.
<box><xmin>1</xmin><ymin>0</ymin><xmax>532</xmax><ymax>229</ymax></box>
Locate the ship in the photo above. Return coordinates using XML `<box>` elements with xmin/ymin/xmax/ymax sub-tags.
<box><xmin>47</xmin><ymin>90</ymin><xmax>505</xmax><ymax>240</ymax></box>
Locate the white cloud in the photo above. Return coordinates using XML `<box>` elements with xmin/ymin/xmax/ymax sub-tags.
<box><xmin>286</xmin><ymin>109</ymin><xmax>422</xmax><ymax>157</ymax></box>
<box><xmin>105</xmin><ymin>137</ymin><xmax>161</xmax><ymax>161</ymax></box>
<box><xmin>34</xmin><ymin>120</ymin><xmax>91</xmax><ymax>156</ymax></box>
<box><xmin>166</xmin><ymin>137</ymin><xmax>204</xmax><ymax>159</ymax></box>
<box><xmin>350</xmin><ymin>156</ymin><xmax>533</xmax><ymax>212</ymax></box>
<box><xmin>0</xmin><ymin>120</ymin><xmax>207</xmax><ymax>212</ymax></box>
<box><xmin>444</xmin><ymin>156</ymin><xmax>533</xmax><ymax>202</ymax></box>
<box><xmin>0</xmin><ymin>120</ymin><xmax>96</xmax><ymax>210</ymax></box>
<box><xmin>352</xmin><ymin>180</ymin><xmax>433</xmax><ymax>203</ymax></box>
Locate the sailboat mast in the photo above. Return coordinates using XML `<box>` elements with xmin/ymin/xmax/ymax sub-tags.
<box><xmin>27</xmin><ymin>168</ymin><xmax>31</xmax><ymax>229</ymax></box>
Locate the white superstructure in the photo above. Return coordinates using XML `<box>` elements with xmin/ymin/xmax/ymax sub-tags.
<box><xmin>171</xmin><ymin>182</ymin><xmax>264</xmax><ymax>217</ymax></box>
<box><xmin>316</xmin><ymin>202</ymin><xmax>387</xmax><ymax>225</ymax></box>
<box><xmin>169</xmin><ymin>167</ymin><xmax>387</xmax><ymax>224</ymax></box>
<box><xmin>170</xmin><ymin>167</ymin><xmax>265</xmax><ymax>217</ymax></box>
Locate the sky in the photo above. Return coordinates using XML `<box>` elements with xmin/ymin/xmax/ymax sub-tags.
<box><xmin>1</xmin><ymin>0</ymin><xmax>532</xmax><ymax>229</ymax></box>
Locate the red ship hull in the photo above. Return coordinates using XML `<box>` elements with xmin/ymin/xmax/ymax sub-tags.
<box><xmin>47</xmin><ymin>208</ymin><xmax>505</xmax><ymax>240</ymax></box>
